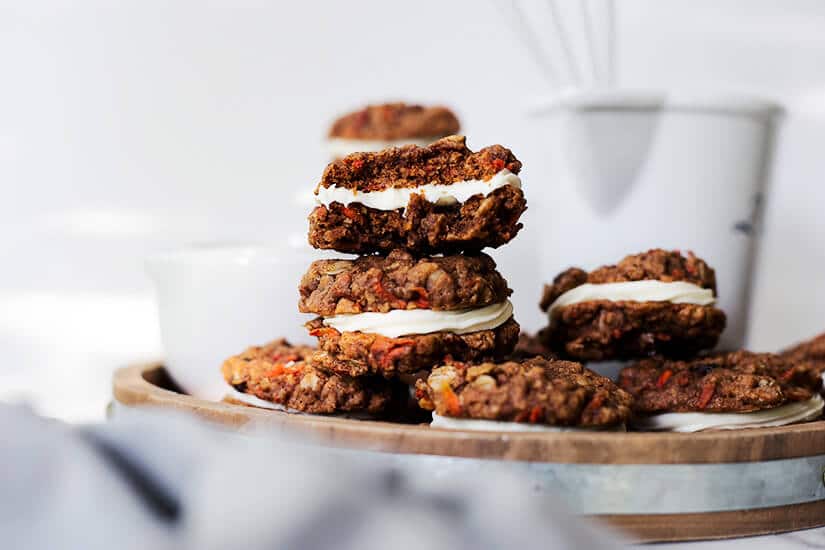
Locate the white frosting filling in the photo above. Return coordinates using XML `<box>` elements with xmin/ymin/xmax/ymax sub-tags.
<box><xmin>633</xmin><ymin>394</ymin><xmax>824</xmax><ymax>433</ymax></box>
<box><xmin>431</xmin><ymin>413</ymin><xmax>626</xmax><ymax>432</ymax></box>
<box><xmin>323</xmin><ymin>300</ymin><xmax>513</xmax><ymax>339</ymax></box>
<box><xmin>315</xmin><ymin>169</ymin><xmax>521</xmax><ymax>211</ymax></box>
<box><xmin>224</xmin><ymin>386</ymin><xmax>302</xmax><ymax>413</ymax></box>
<box><xmin>224</xmin><ymin>385</ymin><xmax>374</xmax><ymax>420</ymax></box>
<box><xmin>326</xmin><ymin>136</ymin><xmax>440</xmax><ymax>158</ymax></box>
<box><xmin>547</xmin><ymin>280</ymin><xmax>715</xmax><ymax>317</ymax></box>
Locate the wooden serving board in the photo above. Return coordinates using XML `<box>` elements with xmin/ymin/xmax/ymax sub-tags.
<box><xmin>113</xmin><ymin>363</ymin><xmax>825</xmax><ymax>543</ymax></box>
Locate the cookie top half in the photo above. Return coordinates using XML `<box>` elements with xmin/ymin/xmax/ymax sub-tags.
<box><xmin>618</xmin><ymin>351</ymin><xmax>818</xmax><ymax>414</ymax></box>
<box><xmin>328</xmin><ymin>102</ymin><xmax>460</xmax><ymax>141</ymax></box>
<box><xmin>317</xmin><ymin>135</ymin><xmax>520</xmax><ymax>193</ymax></box>
<box><xmin>415</xmin><ymin>357</ymin><xmax>632</xmax><ymax>428</ymax></box>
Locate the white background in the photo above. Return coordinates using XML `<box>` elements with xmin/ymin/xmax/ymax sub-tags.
<box><xmin>1</xmin><ymin>0</ymin><xmax>824</xmax><ymax>422</ymax></box>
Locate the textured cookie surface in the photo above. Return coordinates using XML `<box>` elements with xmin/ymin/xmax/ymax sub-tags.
<box><xmin>221</xmin><ymin>339</ymin><xmax>392</xmax><ymax>415</ymax></box>
<box><xmin>618</xmin><ymin>351</ymin><xmax>817</xmax><ymax>414</ymax></box>
<box><xmin>300</xmin><ymin>249</ymin><xmax>510</xmax><ymax>315</ymax></box>
<box><xmin>317</xmin><ymin>135</ymin><xmax>520</xmax><ymax>192</ymax></box>
<box><xmin>328</xmin><ymin>103</ymin><xmax>459</xmax><ymax>141</ymax></box>
<box><xmin>415</xmin><ymin>357</ymin><xmax>632</xmax><ymax>428</ymax></box>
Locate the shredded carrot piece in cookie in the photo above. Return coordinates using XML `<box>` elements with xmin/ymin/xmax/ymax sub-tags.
<box><xmin>270</xmin><ymin>352</ymin><xmax>300</xmax><ymax>364</ymax></box>
<box><xmin>409</xmin><ymin>286</ymin><xmax>430</xmax><ymax>309</ymax></box>
<box><xmin>266</xmin><ymin>363</ymin><xmax>303</xmax><ymax>377</ymax></box>
<box><xmin>341</xmin><ymin>207</ymin><xmax>360</xmax><ymax>221</ymax></box>
<box><xmin>780</xmin><ymin>367</ymin><xmax>797</xmax><ymax>382</ymax></box>
<box><xmin>697</xmin><ymin>381</ymin><xmax>717</xmax><ymax>409</ymax></box>
<box><xmin>588</xmin><ymin>393</ymin><xmax>605</xmax><ymax>409</ymax></box>
<box><xmin>309</xmin><ymin>327</ymin><xmax>338</xmax><ymax>339</ymax></box>
<box><xmin>370</xmin><ymin>336</ymin><xmax>415</xmax><ymax>370</ymax></box>
<box><xmin>442</xmin><ymin>385</ymin><xmax>462</xmax><ymax>416</ymax></box>
<box><xmin>373</xmin><ymin>277</ymin><xmax>406</xmax><ymax>309</ymax></box>
<box><xmin>380</xmin><ymin>346</ymin><xmax>412</xmax><ymax>369</ymax></box>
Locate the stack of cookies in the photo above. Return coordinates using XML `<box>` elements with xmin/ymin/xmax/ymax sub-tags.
<box><xmin>222</xmin><ymin>136</ymin><xmax>524</xmax><ymax>418</ymax></box>
<box><xmin>538</xmin><ymin>249</ymin><xmax>824</xmax><ymax>431</ymax></box>
<box><xmin>223</xmin><ymin>135</ymin><xmax>633</xmax><ymax>430</ymax></box>
<box><xmin>299</xmin><ymin>136</ymin><xmax>525</xmax><ymax>416</ymax></box>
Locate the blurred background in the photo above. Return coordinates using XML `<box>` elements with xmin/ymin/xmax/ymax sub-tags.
<box><xmin>1</xmin><ymin>0</ymin><xmax>824</xmax><ymax>422</ymax></box>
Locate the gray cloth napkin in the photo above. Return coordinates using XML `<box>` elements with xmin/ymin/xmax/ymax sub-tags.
<box><xmin>0</xmin><ymin>404</ymin><xmax>624</xmax><ymax>550</ymax></box>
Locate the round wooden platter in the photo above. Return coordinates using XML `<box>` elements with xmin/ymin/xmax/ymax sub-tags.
<box><xmin>114</xmin><ymin>363</ymin><xmax>825</xmax><ymax>543</ymax></box>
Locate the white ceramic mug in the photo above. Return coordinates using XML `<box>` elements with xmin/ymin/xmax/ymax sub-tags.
<box><xmin>532</xmin><ymin>90</ymin><xmax>782</xmax><ymax>350</ymax></box>
<box><xmin>146</xmin><ymin>243</ymin><xmax>317</xmax><ymax>400</ymax></box>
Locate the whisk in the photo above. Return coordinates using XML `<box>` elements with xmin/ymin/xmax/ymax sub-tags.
<box><xmin>495</xmin><ymin>0</ymin><xmax>617</xmax><ymax>90</ymax></box>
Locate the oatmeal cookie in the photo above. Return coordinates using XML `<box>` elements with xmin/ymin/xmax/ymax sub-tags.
<box><xmin>415</xmin><ymin>357</ymin><xmax>631</xmax><ymax>428</ymax></box>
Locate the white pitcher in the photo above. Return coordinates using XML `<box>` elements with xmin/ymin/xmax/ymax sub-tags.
<box><xmin>533</xmin><ymin>90</ymin><xmax>782</xmax><ymax>350</ymax></box>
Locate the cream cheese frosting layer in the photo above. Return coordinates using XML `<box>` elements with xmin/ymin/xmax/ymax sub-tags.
<box><xmin>224</xmin><ymin>385</ymin><xmax>374</xmax><ymax>419</ymax></box>
<box><xmin>326</xmin><ymin>136</ymin><xmax>440</xmax><ymax>158</ymax></box>
<box><xmin>315</xmin><ymin>169</ymin><xmax>521</xmax><ymax>211</ymax></box>
<box><xmin>225</xmin><ymin>385</ymin><xmax>302</xmax><ymax>413</ymax></box>
<box><xmin>431</xmin><ymin>413</ymin><xmax>626</xmax><ymax>432</ymax></box>
<box><xmin>633</xmin><ymin>394</ymin><xmax>824</xmax><ymax>433</ymax></box>
<box><xmin>322</xmin><ymin>300</ymin><xmax>513</xmax><ymax>339</ymax></box>
<box><xmin>547</xmin><ymin>280</ymin><xmax>715</xmax><ymax>317</ymax></box>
